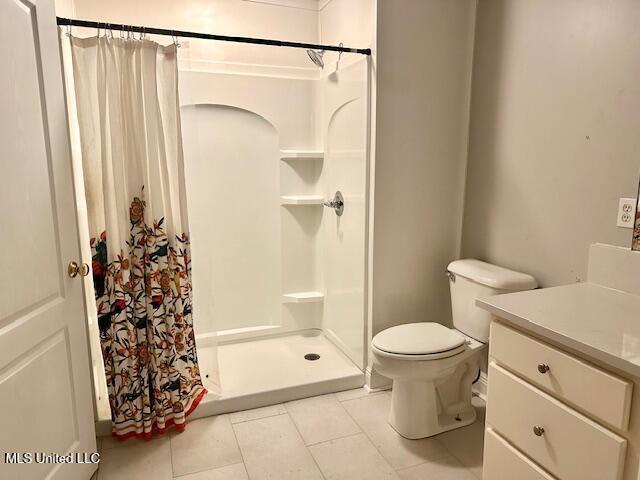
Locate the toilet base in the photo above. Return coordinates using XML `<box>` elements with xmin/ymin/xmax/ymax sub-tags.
<box><xmin>388</xmin><ymin>384</ymin><xmax>476</xmax><ymax>438</ymax></box>
<box><xmin>387</xmin><ymin>361</ymin><xmax>479</xmax><ymax>439</ymax></box>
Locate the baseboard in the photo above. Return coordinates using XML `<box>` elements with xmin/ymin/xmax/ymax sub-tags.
<box><xmin>365</xmin><ymin>366</ymin><xmax>392</xmax><ymax>391</ymax></box>
<box><xmin>472</xmin><ymin>371</ymin><xmax>488</xmax><ymax>401</ymax></box>
<box><xmin>95</xmin><ymin>419</ymin><xmax>111</xmax><ymax>437</ymax></box>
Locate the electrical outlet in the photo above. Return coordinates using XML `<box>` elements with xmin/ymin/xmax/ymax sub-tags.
<box><xmin>617</xmin><ymin>198</ymin><xmax>637</xmax><ymax>228</ymax></box>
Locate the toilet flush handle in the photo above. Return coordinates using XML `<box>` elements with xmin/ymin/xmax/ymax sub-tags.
<box><xmin>537</xmin><ymin>363</ymin><xmax>550</xmax><ymax>374</ymax></box>
<box><xmin>533</xmin><ymin>425</ymin><xmax>545</xmax><ymax>437</ymax></box>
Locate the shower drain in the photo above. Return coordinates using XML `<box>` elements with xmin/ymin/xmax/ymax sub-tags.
<box><xmin>304</xmin><ymin>353</ymin><xmax>321</xmax><ymax>361</ymax></box>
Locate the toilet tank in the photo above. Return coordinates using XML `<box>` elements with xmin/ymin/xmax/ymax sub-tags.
<box><xmin>447</xmin><ymin>259</ymin><xmax>537</xmax><ymax>342</ymax></box>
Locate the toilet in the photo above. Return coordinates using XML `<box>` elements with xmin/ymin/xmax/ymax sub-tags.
<box><xmin>371</xmin><ymin>259</ymin><xmax>537</xmax><ymax>439</ymax></box>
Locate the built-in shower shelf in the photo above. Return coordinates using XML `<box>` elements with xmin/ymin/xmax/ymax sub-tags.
<box><xmin>280</xmin><ymin>150</ymin><xmax>324</xmax><ymax>161</ymax></box>
<box><xmin>280</xmin><ymin>195</ymin><xmax>324</xmax><ymax>205</ymax></box>
<box><xmin>281</xmin><ymin>291</ymin><xmax>325</xmax><ymax>303</ymax></box>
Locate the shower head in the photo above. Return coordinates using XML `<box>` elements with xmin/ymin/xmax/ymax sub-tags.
<box><xmin>306</xmin><ymin>49</ymin><xmax>325</xmax><ymax>68</ymax></box>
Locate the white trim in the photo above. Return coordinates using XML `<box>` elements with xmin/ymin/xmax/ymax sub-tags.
<box><xmin>240</xmin><ymin>0</ymin><xmax>322</xmax><ymax>11</ymax></box>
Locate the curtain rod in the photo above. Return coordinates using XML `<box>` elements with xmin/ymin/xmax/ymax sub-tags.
<box><xmin>56</xmin><ymin>17</ymin><xmax>372</xmax><ymax>56</ymax></box>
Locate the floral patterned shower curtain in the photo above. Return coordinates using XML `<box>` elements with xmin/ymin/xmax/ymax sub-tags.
<box><xmin>69</xmin><ymin>35</ymin><xmax>206</xmax><ymax>439</ymax></box>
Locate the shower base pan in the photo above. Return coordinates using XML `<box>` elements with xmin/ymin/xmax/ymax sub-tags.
<box><xmin>95</xmin><ymin>330</ymin><xmax>363</xmax><ymax>435</ymax></box>
<box><xmin>194</xmin><ymin>330</ymin><xmax>364</xmax><ymax>419</ymax></box>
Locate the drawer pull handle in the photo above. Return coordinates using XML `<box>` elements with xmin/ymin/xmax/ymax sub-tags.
<box><xmin>537</xmin><ymin>363</ymin><xmax>550</xmax><ymax>374</ymax></box>
<box><xmin>533</xmin><ymin>425</ymin><xmax>545</xmax><ymax>437</ymax></box>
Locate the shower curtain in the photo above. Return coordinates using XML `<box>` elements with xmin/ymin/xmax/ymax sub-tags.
<box><xmin>69</xmin><ymin>35</ymin><xmax>206</xmax><ymax>439</ymax></box>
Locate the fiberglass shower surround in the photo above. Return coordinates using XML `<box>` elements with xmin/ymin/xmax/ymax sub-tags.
<box><xmin>62</xmin><ymin>16</ymin><xmax>372</xmax><ymax>428</ymax></box>
<box><xmin>180</xmin><ymin>53</ymin><xmax>370</xmax><ymax>362</ymax></box>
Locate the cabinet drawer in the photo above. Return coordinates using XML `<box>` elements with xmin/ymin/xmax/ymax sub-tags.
<box><xmin>487</xmin><ymin>363</ymin><xmax>626</xmax><ymax>480</ymax></box>
<box><xmin>484</xmin><ymin>427</ymin><xmax>556</xmax><ymax>480</ymax></box>
<box><xmin>490</xmin><ymin>321</ymin><xmax>632</xmax><ymax>430</ymax></box>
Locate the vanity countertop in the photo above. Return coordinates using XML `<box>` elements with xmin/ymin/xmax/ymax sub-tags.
<box><xmin>477</xmin><ymin>282</ymin><xmax>640</xmax><ymax>378</ymax></box>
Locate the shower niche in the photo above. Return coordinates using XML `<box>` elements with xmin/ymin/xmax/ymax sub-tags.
<box><xmin>280</xmin><ymin>149</ymin><xmax>325</xmax><ymax>333</ymax></box>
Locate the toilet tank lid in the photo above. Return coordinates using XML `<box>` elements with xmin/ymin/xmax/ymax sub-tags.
<box><xmin>447</xmin><ymin>259</ymin><xmax>537</xmax><ymax>291</ymax></box>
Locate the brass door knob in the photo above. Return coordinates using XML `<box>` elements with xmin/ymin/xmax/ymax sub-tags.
<box><xmin>68</xmin><ymin>261</ymin><xmax>90</xmax><ymax>278</ymax></box>
<box><xmin>80</xmin><ymin>263</ymin><xmax>90</xmax><ymax>277</ymax></box>
<box><xmin>68</xmin><ymin>261</ymin><xmax>79</xmax><ymax>278</ymax></box>
<box><xmin>537</xmin><ymin>364</ymin><xmax>550</xmax><ymax>374</ymax></box>
<box><xmin>533</xmin><ymin>425</ymin><xmax>545</xmax><ymax>437</ymax></box>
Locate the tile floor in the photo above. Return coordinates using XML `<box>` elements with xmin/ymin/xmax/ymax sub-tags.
<box><xmin>94</xmin><ymin>389</ymin><xmax>485</xmax><ymax>480</ymax></box>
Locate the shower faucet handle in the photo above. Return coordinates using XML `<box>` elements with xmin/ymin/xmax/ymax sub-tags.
<box><xmin>323</xmin><ymin>191</ymin><xmax>344</xmax><ymax>216</ymax></box>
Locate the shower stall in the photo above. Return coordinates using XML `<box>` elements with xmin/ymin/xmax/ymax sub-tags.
<box><xmin>61</xmin><ymin>18</ymin><xmax>372</xmax><ymax>429</ymax></box>
<box><xmin>180</xmin><ymin>48</ymin><xmax>371</xmax><ymax>417</ymax></box>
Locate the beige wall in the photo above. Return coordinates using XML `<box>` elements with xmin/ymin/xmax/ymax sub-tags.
<box><xmin>370</xmin><ymin>0</ymin><xmax>476</xmax><ymax>343</ymax></box>
<box><xmin>462</xmin><ymin>0</ymin><xmax>640</xmax><ymax>287</ymax></box>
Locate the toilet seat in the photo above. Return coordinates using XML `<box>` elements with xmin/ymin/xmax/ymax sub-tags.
<box><xmin>372</xmin><ymin>323</ymin><xmax>467</xmax><ymax>361</ymax></box>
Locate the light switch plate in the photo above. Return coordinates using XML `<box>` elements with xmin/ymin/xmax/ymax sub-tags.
<box><xmin>617</xmin><ymin>198</ymin><xmax>637</xmax><ymax>228</ymax></box>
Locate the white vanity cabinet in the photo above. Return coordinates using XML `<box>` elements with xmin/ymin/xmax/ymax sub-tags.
<box><xmin>477</xmin><ymin>244</ymin><xmax>640</xmax><ymax>480</ymax></box>
<box><xmin>484</xmin><ymin>321</ymin><xmax>631</xmax><ymax>480</ymax></box>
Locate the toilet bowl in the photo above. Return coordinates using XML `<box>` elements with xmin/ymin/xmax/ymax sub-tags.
<box><xmin>371</xmin><ymin>259</ymin><xmax>537</xmax><ymax>439</ymax></box>
<box><xmin>372</xmin><ymin>323</ymin><xmax>485</xmax><ymax>439</ymax></box>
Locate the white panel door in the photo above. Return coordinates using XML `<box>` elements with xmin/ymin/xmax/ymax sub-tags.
<box><xmin>0</xmin><ymin>0</ymin><xmax>97</xmax><ymax>479</ymax></box>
